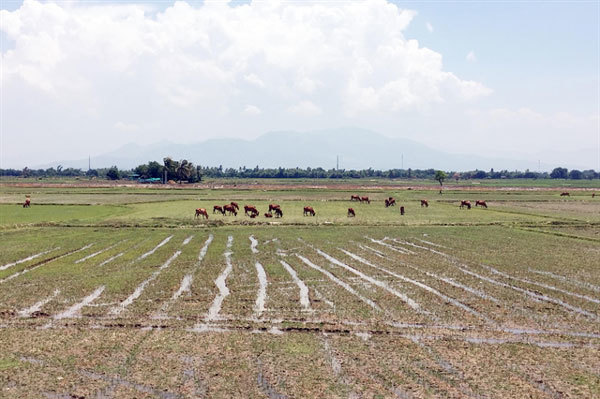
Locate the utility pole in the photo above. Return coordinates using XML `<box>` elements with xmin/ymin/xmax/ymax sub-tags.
<box><xmin>88</xmin><ymin>155</ymin><xmax>91</xmax><ymax>171</ymax></box>
<box><xmin>336</xmin><ymin>155</ymin><xmax>339</xmax><ymax>171</ymax></box>
<box><xmin>401</xmin><ymin>154</ymin><xmax>404</xmax><ymax>170</ymax></box>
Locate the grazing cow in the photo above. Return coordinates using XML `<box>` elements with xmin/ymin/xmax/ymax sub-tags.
<box><xmin>274</xmin><ymin>208</ymin><xmax>283</xmax><ymax>218</ymax></box>
<box><xmin>459</xmin><ymin>200</ymin><xmax>471</xmax><ymax>210</ymax></box>
<box><xmin>213</xmin><ymin>205</ymin><xmax>225</xmax><ymax>215</ymax></box>
<box><xmin>269</xmin><ymin>204</ymin><xmax>281</xmax><ymax>212</ymax></box>
<box><xmin>244</xmin><ymin>205</ymin><xmax>258</xmax><ymax>216</ymax></box>
<box><xmin>593</xmin><ymin>193</ymin><xmax>596</xmax><ymax>198</ymax></box>
<box><xmin>385</xmin><ymin>197</ymin><xmax>396</xmax><ymax>207</ymax></box>
<box><xmin>230</xmin><ymin>201</ymin><xmax>240</xmax><ymax>211</ymax></box>
<box><xmin>303</xmin><ymin>206</ymin><xmax>316</xmax><ymax>216</ymax></box>
<box><xmin>475</xmin><ymin>200</ymin><xmax>488</xmax><ymax>208</ymax></box>
<box><xmin>347</xmin><ymin>208</ymin><xmax>356</xmax><ymax>217</ymax></box>
<box><xmin>560</xmin><ymin>192</ymin><xmax>570</xmax><ymax>197</ymax></box>
<box><xmin>350</xmin><ymin>195</ymin><xmax>360</xmax><ymax>201</ymax></box>
<box><xmin>195</xmin><ymin>208</ymin><xmax>209</xmax><ymax>219</ymax></box>
<box><xmin>223</xmin><ymin>204</ymin><xmax>237</xmax><ymax>216</ymax></box>
<box><xmin>23</xmin><ymin>198</ymin><xmax>31</xmax><ymax>208</ymax></box>
<box><xmin>400</xmin><ymin>206</ymin><xmax>405</xmax><ymax>216</ymax></box>
<box><xmin>360</xmin><ymin>196</ymin><xmax>370</xmax><ymax>204</ymax></box>
<box><xmin>264</xmin><ymin>212</ymin><xmax>273</xmax><ymax>218</ymax></box>
<box><xmin>420</xmin><ymin>199</ymin><xmax>429</xmax><ymax>208</ymax></box>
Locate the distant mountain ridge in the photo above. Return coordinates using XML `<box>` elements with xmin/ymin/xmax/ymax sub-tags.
<box><xmin>34</xmin><ymin>128</ymin><xmax>578</xmax><ymax>171</ymax></box>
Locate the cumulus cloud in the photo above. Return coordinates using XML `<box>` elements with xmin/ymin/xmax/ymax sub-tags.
<box><xmin>243</xmin><ymin>104</ymin><xmax>261</xmax><ymax>116</ymax></box>
<box><xmin>287</xmin><ymin>101</ymin><xmax>322</xmax><ymax>117</ymax></box>
<box><xmin>0</xmin><ymin>0</ymin><xmax>492</xmax><ymax>167</ymax></box>
<box><xmin>114</xmin><ymin>121</ymin><xmax>139</xmax><ymax>131</ymax></box>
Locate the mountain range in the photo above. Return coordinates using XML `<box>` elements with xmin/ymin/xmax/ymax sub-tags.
<box><xmin>34</xmin><ymin>128</ymin><xmax>588</xmax><ymax>171</ymax></box>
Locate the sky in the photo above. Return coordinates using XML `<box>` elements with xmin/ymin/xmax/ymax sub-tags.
<box><xmin>1</xmin><ymin>0</ymin><xmax>598</xmax><ymax>170</ymax></box>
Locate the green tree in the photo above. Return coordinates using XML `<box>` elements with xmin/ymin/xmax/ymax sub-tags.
<box><xmin>550</xmin><ymin>167</ymin><xmax>568</xmax><ymax>179</ymax></box>
<box><xmin>568</xmin><ymin>169</ymin><xmax>582</xmax><ymax>180</ymax></box>
<box><xmin>106</xmin><ymin>166</ymin><xmax>120</xmax><ymax>180</ymax></box>
<box><xmin>163</xmin><ymin>157</ymin><xmax>180</xmax><ymax>181</ymax></box>
<box><xmin>435</xmin><ymin>170</ymin><xmax>447</xmax><ymax>194</ymax></box>
<box><xmin>176</xmin><ymin>159</ymin><xmax>195</xmax><ymax>183</ymax></box>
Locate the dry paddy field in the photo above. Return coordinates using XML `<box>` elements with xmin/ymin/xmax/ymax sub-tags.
<box><xmin>0</xmin><ymin>181</ymin><xmax>599</xmax><ymax>398</ymax></box>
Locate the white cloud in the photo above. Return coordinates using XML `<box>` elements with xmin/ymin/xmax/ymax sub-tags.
<box><xmin>287</xmin><ymin>101</ymin><xmax>322</xmax><ymax>117</ymax></box>
<box><xmin>243</xmin><ymin>104</ymin><xmax>261</xmax><ymax>116</ymax></box>
<box><xmin>0</xmin><ymin>0</ymin><xmax>493</xmax><ymax>167</ymax></box>
<box><xmin>466</xmin><ymin>51</ymin><xmax>477</xmax><ymax>62</ymax></box>
<box><xmin>114</xmin><ymin>121</ymin><xmax>139</xmax><ymax>131</ymax></box>
<box><xmin>426</xmin><ymin>22</ymin><xmax>433</xmax><ymax>32</ymax></box>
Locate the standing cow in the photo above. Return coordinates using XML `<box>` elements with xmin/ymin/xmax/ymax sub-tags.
<box><xmin>195</xmin><ymin>208</ymin><xmax>209</xmax><ymax>219</ymax></box>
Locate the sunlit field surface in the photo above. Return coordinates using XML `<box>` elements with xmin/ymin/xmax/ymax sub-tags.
<box><xmin>1</xmin><ymin>179</ymin><xmax>598</xmax><ymax>398</ymax></box>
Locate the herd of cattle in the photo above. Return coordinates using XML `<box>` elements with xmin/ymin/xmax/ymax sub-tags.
<box><xmin>193</xmin><ymin>195</ymin><xmax>491</xmax><ymax>219</ymax></box>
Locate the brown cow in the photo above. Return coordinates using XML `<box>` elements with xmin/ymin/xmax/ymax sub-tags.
<box><xmin>195</xmin><ymin>208</ymin><xmax>209</xmax><ymax>219</ymax></box>
<box><xmin>274</xmin><ymin>208</ymin><xmax>283</xmax><ymax>218</ymax></box>
<box><xmin>400</xmin><ymin>206</ymin><xmax>405</xmax><ymax>215</ymax></box>
<box><xmin>23</xmin><ymin>197</ymin><xmax>31</xmax><ymax>208</ymax></box>
<box><xmin>593</xmin><ymin>193</ymin><xmax>596</xmax><ymax>198</ymax></box>
<box><xmin>223</xmin><ymin>204</ymin><xmax>237</xmax><ymax>216</ymax></box>
<box><xmin>347</xmin><ymin>208</ymin><xmax>356</xmax><ymax>217</ymax></box>
<box><xmin>560</xmin><ymin>192</ymin><xmax>570</xmax><ymax>197</ymax></box>
<box><xmin>459</xmin><ymin>200</ymin><xmax>471</xmax><ymax>209</ymax></box>
<box><xmin>230</xmin><ymin>201</ymin><xmax>240</xmax><ymax>211</ymax></box>
<box><xmin>213</xmin><ymin>205</ymin><xmax>225</xmax><ymax>214</ymax></box>
<box><xmin>350</xmin><ymin>195</ymin><xmax>360</xmax><ymax>201</ymax></box>
<box><xmin>303</xmin><ymin>206</ymin><xmax>316</xmax><ymax>216</ymax></box>
<box><xmin>475</xmin><ymin>200</ymin><xmax>488</xmax><ymax>208</ymax></box>
<box><xmin>420</xmin><ymin>199</ymin><xmax>429</xmax><ymax>208</ymax></box>
<box><xmin>385</xmin><ymin>197</ymin><xmax>396</xmax><ymax>207</ymax></box>
<box><xmin>360</xmin><ymin>196</ymin><xmax>370</xmax><ymax>204</ymax></box>
<box><xmin>268</xmin><ymin>203</ymin><xmax>281</xmax><ymax>212</ymax></box>
<box><xmin>244</xmin><ymin>205</ymin><xmax>258</xmax><ymax>216</ymax></box>
<box><xmin>264</xmin><ymin>212</ymin><xmax>273</xmax><ymax>218</ymax></box>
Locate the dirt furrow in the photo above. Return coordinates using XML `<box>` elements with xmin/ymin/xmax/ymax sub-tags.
<box><xmin>279</xmin><ymin>260</ymin><xmax>312</xmax><ymax>312</ymax></box>
<box><xmin>137</xmin><ymin>235</ymin><xmax>173</xmax><ymax>261</ymax></box>
<box><xmin>0</xmin><ymin>244</ymin><xmax>93</xmax><ymax>284</ymax></box>
<box><xmin>295</xmin><ymin>254</ymin><xmax>381</xmax><ymax>311</ymax></box>
<box><xmin>480</xmin><ymin>264</ymin><xmax>600</xmax><ymax>305</ymax></box>
<box><xmin>254</xmin><ymin>262</ymin><xmax>268</xmax><ymax>319</ymax></box>
<box><xmin>75</xmin><ymin>243</ymin><xmax>120</xmax><ymax>264</ymax></box>
<box><xmin>44</xmin><ymin>285</ymin><xmax>105</xmax><ymax>327</ymax></box>
<box><xmin>109</xmin><ymin>236</ymin><xmax>191</xmax><ymax>316</ymax></box>
<box><xmin>315</xmin><ymin>248</ymin><xmax>423</xmax><ymax>313</ymax></box>
<box><xmin>528</xmin><ymin>268</ymin><xmax>600</xmax><ymax>294</ymax></box>
<box><xmin>0</xmin><ymin>247</ymin><xmax>60</xmax><ymax>271</ymax></box>
<box><xmin>203</xmin><ymin>235</ymin><xmax>234</xmax><ymax>323</ymax></box>
<box><xmin>17</xmin><ymin>289</ymin><xmax>61</xmax><ymax>318</ymax></box>
<box><xmin>338</xmin><ymin>248</ymin><xmax>493</xmax><ymax>324</ymax></box>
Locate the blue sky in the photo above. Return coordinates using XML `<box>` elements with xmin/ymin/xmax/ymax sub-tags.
<box><xmin>1</xmin><ymin>0</ymin><xmax>598</xmax><ymax>170</ymax></box>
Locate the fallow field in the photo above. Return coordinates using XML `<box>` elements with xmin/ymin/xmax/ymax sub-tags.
<box><xmin>0</xmin><ymin>179</ymin><xmax>598</xmax><ymax>398</ymax></box>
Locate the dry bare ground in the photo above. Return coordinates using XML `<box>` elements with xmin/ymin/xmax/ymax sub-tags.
<box><xmin>1</xmin><ymin>225</ymin><xmax>599</xmax><ymax>398</ymax></box>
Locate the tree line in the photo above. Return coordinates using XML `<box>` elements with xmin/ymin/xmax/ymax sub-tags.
<box><xmin>1</xmin><ymin>160</ymin><xmax>598</xmax><ymax>182</ymax></box>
